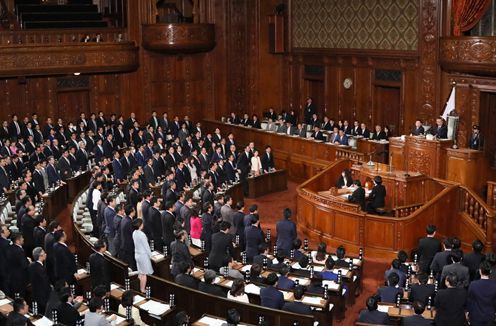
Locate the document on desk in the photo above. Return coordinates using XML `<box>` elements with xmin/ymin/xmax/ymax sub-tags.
<box><xmin>140</xmin><ymin>300</ymin><xmax>170</xmax><ymax>316</ymax></box>
<box><xmin>0</xmin><ymin>299</ymin><xmax>11</xmax><ymax>306</ymax></box>
<box><xmin>110</xmin><ymin>283</ymin><xmax>120</xmax><ymax>291</ymax></box>
<box><xmin>302</xmin><ymin>296</ymin><xmax>322</xmax><ymax>306</ymax></box>
<box><xmin>240</xmin><ymin>264</ymin><xmax>252</xmax><ymax>273</ymax></box>
<box><xmin>377</xmin><ymin>305</ymin><xmax>390</xmax><ymax>313</ymax></box>
<box><xmin>244</xmin><ymin>283</ymin><xmax>261</xmax><ymax>295</ymax></box>
<box><xmin>133</xmin><ymin>295</ymin><xmax>146</xmax><ymax>304</ymax></box>
<box><xmin>322</xmin><ymin>280</ymin><xmax>340</xmax><ymax>290</ymax></box>
<box><xmin>196</xmin><ymin>316</ymin><xmax>224</xmax><ymax>326</ymax></box>
<box><xmin>33</xmin><ymin>316</ymin><xmax>53</xmax><ymax>326</ymax></box>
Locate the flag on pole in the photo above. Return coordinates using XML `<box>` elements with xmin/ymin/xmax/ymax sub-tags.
<box><xmin>442</xmin><ymin>86</ymin><xmax>455</xmax><ymax>120</ymax></box>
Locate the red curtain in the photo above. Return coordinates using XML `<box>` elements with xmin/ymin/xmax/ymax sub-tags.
<box><xmin>452</xmin><ymin>0</ymin><xmax>492</xmax><ymax>36</ymax></box>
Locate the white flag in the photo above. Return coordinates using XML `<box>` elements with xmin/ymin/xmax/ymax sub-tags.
<box><xmin>442</xmin><ymin>86</ymin><xmax>455</xmax><ymax>120</ymax></box>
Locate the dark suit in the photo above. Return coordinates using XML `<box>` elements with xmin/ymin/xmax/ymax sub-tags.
<box><xmin>261</xmin><ymin>152</ymin><xmax>274</xmax><ymax>172</ymax></box>
<box><xmin>53</xmin><ymin>242</ymin><xmax>76</xmax><ymax>284</ymax></box>
<box><xmin>200</xmin><ymin>212</ymin><xmax>214</xmax><ymax>253</ymax></box>
<box><xmin>236</xmin><ymin>151</ymin><xmax>251</xmax><ymax>178</ymax></box>
<box><xmin>245</xmin><ymin>225</ymin><xmax>264</xmax><ymax>261</ymax></box>
<box><xmin>411</xmin><ymin>126</ymin><xmax>425</xmax><ymax>136</ymax></box>
<box><xmin>170</xmin><ymin>240</ymin><xmax>193</xmax><ymax>276</ymax></box>
<box><xmin>349</xmin><ymin>187</ymin><xmax>366</xmax><ymax>211</ymax></box>
<box><xmin>161</xmin><ymin>211</ymin><xmax>176</xmax><ymax>249</ymax></box>
<box><xmin>336</xmin><ymin>176</ymin><xmax>353</xmax><ymax>188</ymax></box>
<box><xmin>198</xmin><ymin>282</ymin><xmax>227</xmax><ymax>297</ymax></box>
<box><xmin>275</xmin><ymin>219</ymin><xmax>296</xmax><ymax>254</ymax></box>
<box><xmin>368</xmin><ymin>184</ymin><xmax>386</xmax><ymax>210</ymax></box>
<box><xmin>463</xmin><ymin>252</ymin><xmax>485</xmax><ymax>281</ymax></box>
<box><xmin>418</xmin><ymin>236</ymin><xmax>441</xmax><ymax>273</ymax></box>
<box><xmin>377</xmin><ymin>286</ymin><xmax>402</xmax><ymax>304</ymax></box>
<box><xmin>57</xmin><ymin>302</ymin><xmax>81</xmax><ymax>326</ymax></box>
<box><xmin>57</xmin><ymin>157</ymin><xmax>72</xmax><ymax>180</ymax></box>
<box><xmin>409</xmin><ymin>283</ymin><xmax>435</xmax><ymax>305</ymax></box>
<box><xmin>89</xmin><ymin>252</ymin><xmax>110</xmax><ymax>291</ymax></box>
<box><xmin>6</xmin><ymin>244</ymin><xmax>29</xmax><ymax>296</ymax></box>
<box><xmin>46</xmin><ymin>164</ymin><xmax>61</xmax><ymax>186</ymax></box>
<box><xmin>469</xmin><ymin>133</ymin><xmax>484</xmax><ymax>150</ymax></box>
<box><xmin>208</xmin><ymin>232</ymin><xmax>233</xmax><ymax>272</ymax></box>
<box><xmin>310</xmin><ymin>131</ymin><xmax>325</xmax><ymax>141</ymax></box>
<box><xmin>467</xmin><ymin>278</ymin><xmax>496</xmax><ymax>325</ymax></box>
<box><xmin>6</xmin><ymin>312</ymin><xmax>34</xmax><ymax>326</ymax></box>
<box><xmin>434</xmin><ymin>287</ymin><xmax>467</xmax><ymax>326</ymax></box>
<box><xmin>119</xmin><ymin>215</ymin><xmax>135</xmax><ymax>270</ymax></box>
<box><xmin>148</xmin><ymin>206</ymin><xmax>163</xmax><ymax>249</ymax></box>
<box><xmin>402</xmin><ymin>314</ymin><xmax>431</xmax><ymax>326</ymax></box>
<box><xmin>430</xmin><ymin>250</ymin><xmax>451</xmax><ymax>277</ymax></box>
<box><xmin>441</xmin><ymin>263</ymin><xmax>469</xmax><ymax>288</ymax></box>
<box><xmin>175</xmin><ymin>273</ymin><xmax>198</xmax><ymax>289</ymax></box>
<box><xmin>28</xmin><ymin>261</ymin><xmax>51</xmax><ymax>312</ymax></box>
<box><xmin>282</xmin><ymin>301</ymin><xmax>312</xmax><ymax>315</ymax></box>
<box><xmin>430</xmin><ymin>125</ymin><xmax>448</xmax><ymax>139</ymax></box>
<box><xmin>260</xmin><ymin>286</ymin><xmax>284</xmax><ymax>310</ymax></box>
<box><xmin>33</xmin><ymin>226</ymin><xmax>47</xmax><ymax>249</ymax></box>
<box><xmin>357</xmin><ymin>309</ymin><xmax>391</xmax><ymax>325</ymax></box>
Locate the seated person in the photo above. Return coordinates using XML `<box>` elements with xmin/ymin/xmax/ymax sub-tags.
<box><xmin>329</xmin><ymin>127</ymin><xmax>340</xmax><ymax>143</ymax></box>
<box><xmin>402</xmin><ymin>301</ymin><xmax>431</xmax><ymax>326</ymax></box>
<box><xmin>294</xmin><ymin>123</ymin><xmax>307</xmax><ymax>138</ymax></box>
<box><xmin>384</xmin><ymin>258</ymin><xmax>407</xmax><ymax>287</ymax></box>
<box><xmin>334</xmin><ymin>245</ymin><xmax>349</xmax><ymax>268</ymax></box>
<box><xmin>411</xmin><ymin>119</ymin><xmax>425</xmax><ymax>136</ymax></box>
<box><xmin>336</xmin><ymin>169</ymin><xmax>353</xmax><ymax>188</ymax></box>
<box><xmin>253</xmin><ymin>243</ymin><xmax>273</xmax><ymax>268</ymax></box>
<box><xmin>277</xmin><ymin>265</ymin><xmax>296</xmax><ymax>290</ymax></box>
<box><xmin>291</xmin><ymin>255</ymin><xmax>311</xmax><ymax>277</ymax></box>
<box><xmin>174</xmin><ymin>261</ymin><xmax>198</xmax><ymax>290</ymax></box>
<box><xmin>291</xmin><ymin>239</ymin><xmax>305</xmax><ymax>261</ymax></box>
<box><xmin>306</xmin><ymin>274</ymin><xmax>325</xmax><ymax>295</ymax></box>
<box><xmin>320</xmin><ymin>257</ymin><xmax>339</xmax><ymax>281</ymax></box>
<box><xmin>397</xmin><ymin>250</ymin><xmax>409</xmax><ymax>274</ymax></box>
<box><xmin>310</xmin><ymin>126</ymin><xmax>325</xmax><ymax>141</ymax></box>
<box><xmin>321</xmin><ymin>116</ymin><xmax>333</xmax><ymax>131</ymax></box>
<box><xmin>198</xmin><ymin>269</ymin><xmax>226</xmax><ymax>297</ymax></box>
<box><xmin>358</xmin><ymin>123</ymin><xmax>370</xmax><ymax>138</ymax></box>
<box><xmin>409</xmin><ymin>272</ymin><xmax>435</xmax><ymax>305</ymax></box>
<box><xmin>367</xmin><ymin>176</ymin><xmax>386</xmax><ymax>213</ymax></box>
<box><xmin>260</xmin><ymin>273</ymin><xmax>284</xmax><ymax>310</ymax></box>
<box><xmin>270</xmin><ymin>252</ymin><xmax>287</xmax><ymax>272</ymax></box>
<box><xmin>57</xmin><ymin>289</ymin><xmax>83</xmax><ymax>326</ymax></box>
<box><xmin>377</xmin><ymin>272</ymin><xmax>403</xmax><ymax>303</ymax></box>
<box><xmin>249</xmin><ymin>264</ymin><xmax>266</xmax><ymax>284</ymax></box>
<box><xmin>357</xmin><ymin>296</ymin><xmax>391</xmax><ymax>325</ymax></box>
<box><xmin>84</xmin><ymin>297</ymin><xmax>117</xmax><ymax>325</ymax></box>
<box><xmin>117</xmin><ymin>290</ymin><xmax>144</xmax><ymax>324</ymax></box>
<box><xmin>314</xmin><ymin>242</ymin><xmax>328</xmax><ymax>263</ymax></box>
<box><xmin>227</xmin><ymin>279</ymin><xmax>249</xmax><ymax>303</ymax></box>
<box><xmin>224</xmin><ymin>308</ymin><xmax>241</xmax><ymax>325</ymax></box>
<box><xmin>282</xmin><ymin>285</ymin><xmax>312</xmax><ymax>315</ymax></box>
<box><xmin>219</xmin><ymin>258</ymin><xmax>244</xmax><ymax>280</ymax></box>
<box><xmin>372</xmin><ymin>125</ymin><xmax>387</xmax><ymax>140</ymax></box>
<box><xmin>335</xmin><ymin>129</ymin><xmax>349</xmax><ymax>145</ymax></box>
<box><xmin>430</xmin><ymin>117</ymin><xmax>448</xmax><ymax>139</ymax></box>
<box><xmin>6</xmin><ymin>298</ymin><xmax>34</xmax><ymax>326</ymax></box>
<box><xmin>348</xmin><ymin>180</ymin><xmax>366</xmax><ymax>211</ymax></box>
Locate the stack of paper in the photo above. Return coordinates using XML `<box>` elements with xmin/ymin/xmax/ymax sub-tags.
<box><xmin>196</xmin><ymin>316</ymin><xmax>224</xmax><ymax>326</ymax></box>
<box><xmin>0</xmin><ymin>299</ymin><xmax>11</xmax><ymax>306</ymax></box>
<box><xmin>332</xmin><ymin>268</ymin><xmax>349</xmax><ymax>275</ymax></box>
<box><xmin>110</xmin><ymin>283</ymin><xmax>120</xmax><ymax>291</ymax></box>
<box><xmin>313</xmin><ymin>265</ymin><xmax>324</xmax><ymax>272</ymax></box>
<box><xmin>133</xmin><ymin>295</ymin><xmax>146</xmax><ymax>304</ymax></box>
<box><xmin>139</xmin><ymin>300</ymin><xmax>170</xmax><ymax>316</ymax></box>
<box><xmin>244</xmin><ymin>284</ymin><xmax>261</xmax><ymax>295</ymax></box>
<box><xmin>322</xmin><ymin>280</ymin><xmax>339</xmax><ymax>290</ymax></box>
<box><xmin>33</xmin><ymin>316</ymin><xmax>53</xmax><ymax>326</ymax></box>
<box><xmin>377</xmin><ymin>305</ymin><xmax>390</xmax><ymax>313</ymax></box>
<box><xmin>240</xmin><ymin>265</ymin><xmax>252</xmax><ymax>273</ymax></box>
<box><xmin>302</xmin><ymin>296</ymin><xmax>322</xmax><ymax>306</ymax></box>
<box><xmin>77</xmin><ymin>268</ymin><xmax>87</xmax><ymax>275</ymax></box>
<box><xmin>113</xmin><ymin>315</ymin><xmax>126</xmax><ymax>325</ymax></box>
<box><xmin>223</xmin><ymin>280</ymin><xmax>233</xmax><ymax>288</ymax></box>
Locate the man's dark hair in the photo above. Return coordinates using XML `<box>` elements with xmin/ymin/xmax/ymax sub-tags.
<box><xmin>293</xmin><ymin>285</ymin><xmax>305</xmax><ymax>300</ymax></box>
<box><xmin>412</xmin><ymin>301</ymin><xmax>425</xmax><ymax>315</ymax></box>
<box><xmin>299</xmin><ymin>255</ymin><xmax>309</xmax><ymax>268</ymax></box>
<box><xmin>387</xmin><ymin>272</ymin><xmax>399</xmax><ymax>287</ymax></box>
<box><xmin>480</xmin><ymin>260</ymin><xmax>492</xmax><ymax>276</ymax></box>
<box><xmin>283</xmin><ymin>208</ymin><xmax>292</xmax><ymax>219</ymax></box>
<box><xmin>472</xmin><ymin>239</ymin><xmax>484</xmax><ymax>253</ymax></box>
<box><xmin>203</xmin><ymin>269</ymin><xmax>217</xmax><ymax>284</ymax></box>
<box><xmin>220</xmin><ymin>221</ymin><xmax>231</xmax><ymax>231</ymax></box>
<box><xmin>236</xmin><ymin>201</ymin><xmax>244</xmax><ymax>210</ymax></box>
<box><xmin>121</xmin><ymin>290</ymin><xmax>135</xmax><ymax>307</ymax></box>
<box><xmin>450</xmin><ymin>249</ymin><xmax>463</xmax><ymax>263</ymax></box>
<box><xmin>249</xmin><ymin>204</ymin><xmax>257</xmax><ymax>213</ymax></box>
<box><xmin>426</xmin><ymin>224</ymin><xmax>436</xmax><ymax>235</ymax></box>
<box><xmin>293</xmin><ymin>239</ymin><xmax>302</xmax><ymax>249</ymax></box>
<box><xmin>266</xmin><ymin>272</ymin><xmax>278</xmax><ymax>286</ymax></box>
<box><xmin>392</xmin><ymin>259</ymin><xmax>401</xmax><ymax>269</ymax></box>
<box><xmin>366</xmin><ymin>296</ymin><xmax>378</xmax><ymax>311</ymax></box>
<box><xmin>446</xmin><ymin>272</ymin><xmax>458</xmax><ymax>287</ymax></box>
<box><xmin>325</xmin><ymin>257</ymin><xmax>336</xmax><ymax>270</ymax></box>
<box><xmin>280</xmin><ymin>265</ymin><xmax>289</xmax><ymax>276</ymax></box>
<box><xmin>48</xmin><ymin>220</ymin><xmax>60</xmax><ymax>232</ymax></box>
<box><xmin>258</xmin><ymin>243</ymin><xmax>268</xmax><ymax>254</ymax></box>
<box><xmin>53</xmin><ymin>229</ymin><xmax>65</xmax><ymax>242</ymax></box>
<box><xmin>226</xmin><ymin>308</ymin><xmax>240</xmax><ymax>325</ymax></box>
<box><xmin>336</xmin><ymin>246</ymin><xmax>346</xmax><ymax>259</ymax></box>
<box><xmin>174</xmin><ymin>311</ymin><xmax>189</xmax><ymax>326</ymax></box>
<box><xmin>93</xmin><ymin>285</ymin><xmax>108</xmax><ymax>299</ymax></box>
<box><xmin>452</xmin><ymin>237</ymin><xmax>461</xmax><ymax>249</ymax></box>
<box><xmin>88</xmin><ymin>297</ymin><xmax>104</xmax><ymax>312</ymax></box>
<box><xmin>443</xmin><ymin>238</ymin><xmax>453</xmax><ymax>249</ymax></box>
<box><xmin>12</xmin><ymin>298</ymin><xmax>26</xmax><ymax>313</ymax></box>
<box><xmin>94</xmin><ymin>239</ymin><xmax>105</xmax><ymax>251</ymax></box>
<box><xmin>397</xmin><ymin>250</ymin><xmax>408</xmax><ymax>263</ymax></box>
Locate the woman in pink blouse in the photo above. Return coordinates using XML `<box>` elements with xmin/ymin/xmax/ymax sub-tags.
<box><xmin>190</xmin><ymin>207</ymin><xmax>202</xmax><ymax>240</ymax></box>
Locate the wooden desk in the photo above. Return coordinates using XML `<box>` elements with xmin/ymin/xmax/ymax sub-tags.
<box><xmin>389</xmin><ymin>136</ymin><xmax>453</xmax><ymax>179</ymax></box>
<box><xmin>67</xmin><ymin>170</ymin><xmax>91</xmax><ymax>202</ymax></box>
<box><xmin>247</xmin><ymin>170</ymin><xmax>288</xmax><ymax>198</ymax></box>
<box><xmin>446</xmin><ymin>148</ymin><xmax>486</xmax><ymax>192</ymax></box>
<box><xmin>42</xmin><ymin>183</ymin><xmax>68</xmax><ymax>220</ymax></box>
<box><xmin>193</xmin><ymin>314</ymin><xmax>255</xmax><ymax>326</ymax></box>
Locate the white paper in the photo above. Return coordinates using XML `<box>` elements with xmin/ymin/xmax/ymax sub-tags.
<box><xmin>113</xmin><ymin>315</ymin><xmax>126</xmax><ymax>325</ymax></box>
<box><xmin>377</xmin><ymin>305</ymin><xmax>390</xmax><ymax>313</ymax></box>
<box><xmin>139</xmin><ymin>300</ymin><xmax>170</xmax><ymax>316</ymax></box>
<box><xmin>223</xmin><ymin>280</ymin><xmax>233</xmax><ymax>288</ymax></box>
<box><xmin>32</xmin><ymin>316</ymin><xmax>53</xmax><ymax>326</ymax></box>
<box><xmin>281</xmin><ymin>291</ymin><xmax>292</xmax><ymax>301</ymax></box>
<box><xmin>193</xmin><ymin>267</ymin><xmax>201</xmax><ymax>273</ymax></box>
<box><xmin>196</xmin><ymin>316</ymin><xmax>224</xmax><ymax>326</ymax></box>
<box><xmin>302</xmin><ymin>296</ymin><xmax>322</xmax><ymax>305</ymax></box>
<box><xmin>322</xmin><ymin>280</ymin><xmax>339</xmax><ymax>290</ymax></box>
<box><xmin>110</xmin><ymin>283</ymin><xmax>120</xmax><ymax>291</ymax></box>
<box><xmin>332</xmin><ymin>268</ymin><xmax>349</xmax><ymax>275</ymax></box>
<box><xmin>0</xmin><ymin>299</ymin><xmax>11</xmax><ymax>306</ymax></box>
<box><xmin>133</xmin><ymin>295</ymin><xmax>146</xmax><ymax>304</ymax></box>
<box><xmin>244</xmin><ymin>284</ymin><xmax>261</xmax><ymax>295</ymax></box>
<box><xmin>240</xmin><ymin>265</ymin><xmax>252</xmax><ymax>273</ymax></box>
<box><xmin>191</xmin><ymin>238</ymin><xmax>202</xmax><ymax>247</ymax></box>
<box><xmin>77</xmin><ymin>268</ymin><xmax>87</xmax><ymax>275</ymax></box>
<box><xmin>313</xmin><ymin>265</ymin><xmax>324</xmax><ymax>272</ymax></box>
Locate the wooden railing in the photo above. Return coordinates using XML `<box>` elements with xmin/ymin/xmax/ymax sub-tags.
<box><xmin>393</xmin><ymin>203</ymin><xmax>423</xmax><ymax>217</ymax></box>
<box><xmin>460</xmin><ymin>185</ymin><xmax>495</xmax><ymax>249</ymax></box>
<box><xmin>0</xmin><ymin>27</ymin><xmax>126</xmax><ymax>44</ymax></box>
<box><xmin>335</xmin><ymin>148</ymin><xmax>366</xmax><ymax>162</ymax></box>
<box><xmin>488</xmin><ymin>181</ymin><xmax>496</xmax><ymax>209</ymax></box>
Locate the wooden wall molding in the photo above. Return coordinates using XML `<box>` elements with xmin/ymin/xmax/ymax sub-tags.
<box><xmin>0</xmin><ymin>42</ymin><xmax>138</xmax><ymax>77</ymax></box>
<box><xmin>440</xmin><ymin>37</ymin><xmax>496</xmax><ymax>74</ymax></box>
<box><xmin>142</xmin><ymin>23</ymin><xmax>215</xmax><ymax>53</ymax></box>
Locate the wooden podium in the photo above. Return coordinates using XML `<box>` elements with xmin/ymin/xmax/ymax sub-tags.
<box><xmin>446</xmin><ymin>148</ymin><xmax>485</xmax><ymax>192</ymax></box>
<box><xmin>390</xmin><ymin>136</ymin><xmax>453</xmax><ymax>179</ymax></box>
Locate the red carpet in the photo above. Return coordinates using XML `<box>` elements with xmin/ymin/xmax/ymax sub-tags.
<box><xmin>247</xmin><ymin>181</ymin><xmax>389</xmax><ymax>325</ymax></box>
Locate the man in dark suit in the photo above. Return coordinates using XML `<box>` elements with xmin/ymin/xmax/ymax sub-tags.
<box><xmin>464</xmin><ymin>239</ymin><xmax>485</xmax><ymax>281</ymax></box>
<box><xmin>411</xmin><ymin>120</ymin><xmax>425</xmax><ymax>136</ymax></box>
<box><xmin>200</xmin><ymin>203</ymin><xmax>214</xmax><ymax>253</ymax></box>
<box><xmin>367</xmin><ymin>176</ymin><xmax>386</xmax><ymax>213</ymax></box>
<box><xmin>141</xmin><ymin>191</ymin><xmax>152</xmax><ymax>238</ymax></box>
<box><xmin>75</xmin><ymin>142</ymin><xmax>89</xmax><ymax>171</ymax></box>
<box><xmin>417</xmin><ymin>224</ymin><xmax>442</xmax><ymax>273</ymax></box>
<box><xmin>304</xmin><ymin>97</ymin><xmax>316</xmax><ymax>124</ymax></box>
<box><xmin>6</xmin><ymin>298</ymin><xmax>33</xmax><ymax>326</ymax></box>
<box><xmin>89</xmin><ymin>240</ymin><xmax>110</xmax><ymax>291</ymax></box>
<box><xmin>384</xmin><ymin>259</ymin><xmax>407</xmax><ymax>288</ymax></box>
<box><xmin>102</xmin><ymin>133</ymin><xmax>114</xmax><ymax>158</ymax></box>
<box><xmin>236</xmin><ymin>146</ymin><xmax>252</xmax><ymax>180</ymax></box>
<box><xmin>225</xmin><ymin>154</ymin><xmax>237</xmax><ymax>182</ymax></box>
<box><xmin>310</xmin><ymin>126</ymin><xmax>325</xmax><ymax>141</ymax></box>
<box><xmin>469</xmin><ymin>125</ymin><xmax>484</xmax><ymax>150</ymax></box>
<box><xmin>402</xmin><ymin>301</ymin><xmax>431</xmax><ymax>326</ymax></box>
<box><xmin>409</xmin><ymin>272</ymin><xmax>435</xmax><ymax>305</ymax></box>
<box><xmin>33</xmin><ymin>216</ymin><xmax>47</xmax><ymax>249</ymax></box>
<box><xmin>57</xmin><ymin>289</ymin><xmax>82</xmax><ymax>326</ymax></box>
<box><xmin>119</xmin><ymin>206</ymin><xmax>136</xmax><ymax>270</ymax></box>
<box><xmin>161</xmin><ymin>202</ymin><xmax>176</xmax><ymax>250</ymax></box>
<box><xmin>348</xmin><ymin>180</ymin><xmax>366</xmax><ymax>211</ymax></box>
<box><xmin>282</xmin><ymin>285</ymin><xmax>311</xmax><ymax>315</ymax></box>
<box><xmin>430</xmin><ymin>117</ymin><xmax>448</xmax><ymax>139</ymax></box>
<box><xmin>260</xmin><ymin>273</ymin><xmax>284</xmax><ymax>309</ymax></box>
<box><xmin>20</xmin><ymin>205</ymin><xmax>37</xmax><ymax>257</ymax></box>
<box><xmin>434</xmin><ymin>273</ymin><xmax>467</xmax><ymax>326</ymax></box>
<box><xmin>467</xmin><ymin>261</ymin><xmax>496</xmax><ymax>325</ymax></box>
<box><xmin>0</xmin><ymin>224</ymin><xmax>11</xmax><ymax>294</ymax></box>
<box><xmin>357</xmin><ymin>296</ymin><xmax>391</xmax><ymax>325</ymax></box>
<box><xmin>275</xmin><ymin>208</ymin><xmax>296</xmax><ymax>256</ymax></box>
<box><xmin>28</xmin><ymin>247</ymin><xmax>51</xmax><ymax>314</ymax></box>
<box><xmin>57</xmin><ymin>150</ymin><xmax>72</xmax><ymax>180</ymax></box>
<box><xmin>148</xmin><ymin>197</ymin><xmax>164</xmax><ymax>249</ymax></box>
<box><xmin>208</xmin><ymin>221</ymin><xmax>234</xmax><ymax>272</ymax></box>
<box><xmin>103</xmin><ymin>197</ymin><xmax>117</xmax><ymax>254</ymax></box>
<box><xmin>430</xmin><ymin>238</ymin><xmax>453</xmax><ymax>280</ymax></box>
<box><xmin>170</xmin><ymin>230</ymin><xmax>193</xmax><ymax>276</ymax></box>
<box><xmin>53</xmin><ymin>230</ymin><xmax>77</xmax><ymax>284</ymax></box>
<box><xmin>7</xmin><ymin>234</ymin><xmax>29</xmax><ymax>297</ymax></box>
<box><xmin>198</xmin><ymin>269</ymin><xmax>226</xmax><ymax>297</ymax></box>
<box><xmin>174</xmin><ymin>262</ymin><xmax>198</xmax><ymax>289</ymax></box>
<box><xmin>112</xmin><ymin>151</ymin><xmax>124</xmax><ymax>182</ymax></box>
<box><xmin>245</xmin><ymin>214</ymin><xmax>264</xmax><ymax>262</ymax></box>
<box><xmin>143</xmin><ymin>158</ymin><xmax>156</xmax><ymax>188</ymax></box>
<box><xmin>440</xmin><ymin>249</ymin><xmax>469</xmax><ymax>288</ymax></box>
<box><xmin>127</xmin><ymin>181</ymin><xmax>140</xmax><ymax>210</ymax></box>
<box><xmin>46</xmin><ymin>156</ymin><xmax>61</xmax><ymax>187</ymax></box>
<box><xmin>260</xmin><ymin>145</ymin><xmax>274</xmax><ymax>173</ymax></box>
<box><xmin>377</xmin><ymin>272</ymin><xmax>402</xmax><ymax>303</ymax></box>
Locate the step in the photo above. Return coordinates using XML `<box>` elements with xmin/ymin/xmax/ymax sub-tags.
<box><xmin>24</xmin><ymin>20</ymin><xmax>108</xmax><ymax>28</ymax></box>
<box><xmin>16</xmin><ymin>4</ymin><xmax>99</xmax><ymax>13</ymax></box>
<box><xmin>21</xmin><ymin>12</ymin><xmax>102</xmax><ymax>21</ymax></box>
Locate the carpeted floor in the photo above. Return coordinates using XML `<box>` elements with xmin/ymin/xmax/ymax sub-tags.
<box><xmin>246</xmin><ymin>181</ymin><xmax>389</xmax><ymax>325</ymax></box>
